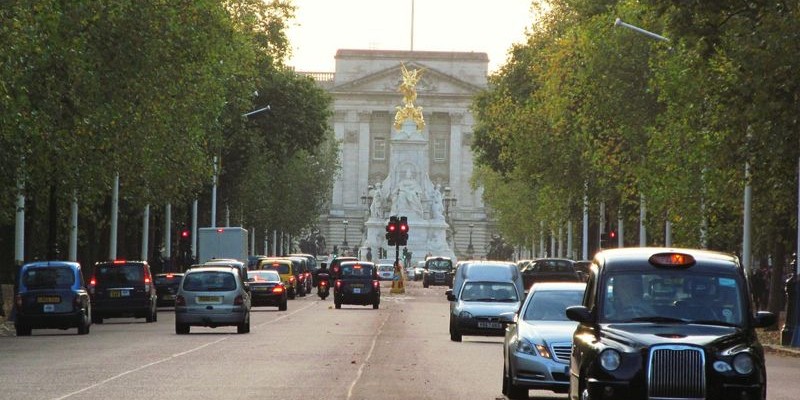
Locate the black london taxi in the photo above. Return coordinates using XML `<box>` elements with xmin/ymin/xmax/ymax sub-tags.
<box><xmin>422</xmin><ymin>256</ymin><xmax>455</xmax><ymax>288</ymax></box>
<box><xmin>14</xmin><ymin>261</ymin><xmax>92</xmax><ymax>336</ymax></box>
<box><xmin>333</xmin><ymin>261</ymin><xmax>380</xmax><ymax>309</ymax></box>
<box><xmin>89</xmin><ymin>260</ymin><xmax>158</xmax><ymax>323</ymax></box>
<box><xmin>566</xmin><ymin>248</ymin><xmax>776</xmax><ymax>400</ymax></box>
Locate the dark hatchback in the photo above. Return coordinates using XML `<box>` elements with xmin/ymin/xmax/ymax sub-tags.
<box><xmin>520</xmin><ymin>258</ymin><xmax>580</xmax><ymax>290</ymax></box>
<box><xmin>154</xmin><ymin>273</ymin><xmax>184</xmax><ymax>307</ymax></box>
<box><xmin>247</xmin><ymin>270</ymin><xmax>288</xmax><ymax>311</ymax></box>
<box><xmin>14</xmin><ymin>261</ymin><xmax>92</xmax><ymax>336</ymax></box>
<box><xmin>334</xmin><ymin>261</ymin><xmax>380</xmax><ymax>309</ymax></box>
<box><xmin>566</xmin><ymin>248</ymin><xmax>776</xmax><ymax>400</ymax></box>
<box><xmin>89</xmin><ymin>260</ymin><xmax>158</xmax><ymax>324</ymax></box>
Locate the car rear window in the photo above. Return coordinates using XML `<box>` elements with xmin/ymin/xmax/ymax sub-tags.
<box><xmin>379</xmin><ymin>264</ymin><xmax>394</xmax><ymax>272</ymax></box>
<box><xmin>248</xmin><ymin>271</ymin><xmax>280</xmax><ymax>282</ymax></box>
<box><xmin>183</xmin><ymin>271</ymin><xmax>237</xmax><ymax>292</ymax></box>
<box><xmin>460</xmin><ymin>281</ymin><xmax>519</xmax><ymax>302</ymax></box>
<box><xmin>341</xmin><ymin>265</ymin><xmax>375</xmax><ymax>278</ymax></box>
<box><xmin>531</xmin><ymin>260</ymin><xmax>574</xmax><ymax>273</ymax></box>
<box><xmin>265</xmin><ymin>264</ymin><xmax>290</xmax><ymax>274</ymax></box>
<box><xmin>155</xmin><ymin>274</ymin><xmax>183</xmax><ymax>285</ymax></box>
<box><xmin>23</xmin><ymin>267</ymin><xmax>75</xmax><ymax>289</ymax></box>
<box><xmin>95</xmin><ymin>264</ymin><xmax>144</xmax><ymax>286</ymax></box>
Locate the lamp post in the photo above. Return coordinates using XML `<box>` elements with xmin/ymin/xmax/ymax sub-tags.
<box><xmin>467</xmin><ymin>223</ymin><xmax>475</xmax><ymax>259</ymax></box>
<box><xmin>342</xmin><ymin>220</ymin><xmax>349</xmax><ymax>252</ymax></box>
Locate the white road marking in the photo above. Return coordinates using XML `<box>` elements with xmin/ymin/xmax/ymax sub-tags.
<box><xmin>54</xmin><ymin>301</ymin><xmax>318</xmax><ymax>400</ymax></box>
<box><xmin>347</xmin><ymin>311</ymin><xmax>391</xmax><ymax>400</ymax></box>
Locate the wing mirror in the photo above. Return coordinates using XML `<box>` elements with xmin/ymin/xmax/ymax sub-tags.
<box><xmin>752</xmin><ymin>311</ymin><xmax>776</xmax><ymax>328</ymax></box>
<box><xmin>566</xmin><ymin>305</ymin><xmax>593</xmax><ymax>323</ymax></box>
<box><xmin>445</xmin><ymin>289</ymin><xmax>455</xmax><ymax>301</ymax></box>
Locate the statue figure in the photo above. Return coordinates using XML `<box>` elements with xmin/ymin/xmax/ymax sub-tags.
<box><xmin>392</xmin><ymin>170</ymin><xmax>425</xmax><ymax>218</ymax></box>
<box><xmin>393</xmin><ymin>63</ymin><xmax>426</xmax><ymax>131</ymax></box>
<box><xmin>430</xmin><ymin>184</ymin><xmax>445</xmax><ymax>221</ymax></box>
<box><xmin>370</xmin><ymin>183</ymin><xmax>384</xmax><ymax>218</ymax></box>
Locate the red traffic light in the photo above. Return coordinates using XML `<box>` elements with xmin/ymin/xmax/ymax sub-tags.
<box><xmin>181</xmin><ymin>230</ymin><xmax>190</xmax><ymax>238</ymax></box>
<box><xmin>609</xmin><ymin>230</ymin><xmax>616</xmax><ymax>239</ymax></box>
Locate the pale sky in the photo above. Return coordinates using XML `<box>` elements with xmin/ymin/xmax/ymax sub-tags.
<box><xmin>286</xmin><ymin>0</ymin><xmax>537</xmax><ymax>73</ymax></box>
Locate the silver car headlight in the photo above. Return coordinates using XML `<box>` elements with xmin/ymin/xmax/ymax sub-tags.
<box><xmin>599</xmin><ymin>349</ymin><xmax>621</xmax><ymax>371</ymax></box>
<box><xmin>732</xmin><ymin>353</ymin><xmax>754</xmax><ymax>375</ymax></box>
<box><xmin>458</xmin><ymin>311</ymin><xmax>473</xmax><ymax>319</ymax></box>
<box><xmin>516</xmin><ymin>339</ymin><xmax>536</xmax><ymax>355</ymax></box>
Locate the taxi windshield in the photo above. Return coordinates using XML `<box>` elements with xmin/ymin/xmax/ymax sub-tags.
<box><xmin>427</xmin><ymin>260</ymin><xmax>452</xmax><ymax>271</ymax></box>
<box><xmin>601</xmin><ymin>271</ymin><xmax>744</xmax><ymax>326</ymax></box>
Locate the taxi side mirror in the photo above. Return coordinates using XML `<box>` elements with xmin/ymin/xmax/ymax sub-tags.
<box><xmin>566</xmin><ymin>305</ymin><xmax>593</xmax><ymax>323</ymax></box>
<box><xmin>445</xmin><ymin>289</ymin><xmax>455</xmax><ymax>301</ymax></box>
<box><xmin>752</xmin><ymin>311</ymin><xmax>776</xmax><ymax>328</ymax></box>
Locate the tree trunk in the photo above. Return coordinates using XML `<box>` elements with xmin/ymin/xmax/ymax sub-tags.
<box><xmin>767</xmin><ymin>244</ymin><xmax>788</xmax><ymax>331</ymax></box>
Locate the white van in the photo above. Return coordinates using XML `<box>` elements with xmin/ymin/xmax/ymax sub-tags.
<box><xmin>446</xmin><ymin>261</ymin><xmax>524</xmax><ymax>302</ymax></box>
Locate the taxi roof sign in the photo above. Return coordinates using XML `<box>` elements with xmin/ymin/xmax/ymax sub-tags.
<box><xmin>649</xmin><ymin>252</ymin><xmax>696</xmax><ymax>268</ymax></box>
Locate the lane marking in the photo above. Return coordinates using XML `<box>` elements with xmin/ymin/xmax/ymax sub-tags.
<box><xmin>347</xmin><ymin>311</ymin><xmax>392</xmax><ymax>400</ymax></box>
<box><xmin>54</xmin><ymin>300</ymin><xmax>319</xmax><ymax>400</ymax></box>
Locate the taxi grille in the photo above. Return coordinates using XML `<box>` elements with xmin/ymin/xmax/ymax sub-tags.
<box><xmin>647</xmin><ymin>345</ymin><xmax>705</xmax><ymax>400</ymax></box>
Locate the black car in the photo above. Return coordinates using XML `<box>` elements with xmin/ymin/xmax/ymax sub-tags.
<box><xmin>247</xmin><ymin>270</ymin><xmax>288</xmax><ymax>311</ymax></box>
<box><xmin>520</xmin><ymin>258</ymin><xmax>580</xmax><ymax>290</ymax></box>
<box><xmin>422</xmin><ymin>257</ymin><xmax>454</xmax><ymax>288</ymax></box>
<box><xmin>154</xmin><ymin>272</ymin><xmax>184</xmax><ymax>307</ymax></box>
<box><xmin>333</xmin><ymin>261</ymin><xmax>380</xmax><ymax>309</ymax></box>
<box><xmin>566</xmin><ymin>248</ymin><xmax>776</xmax><ymax>400</ymax></box>
<box><xmin>14</xmin><ymin>261</ymin><xmax>92</xmax><ymax>336</ymax></box>
<box><xmin>89</xmin><ymin>260</ymin><xmax>158</xmax><ymax>324</ymax></box>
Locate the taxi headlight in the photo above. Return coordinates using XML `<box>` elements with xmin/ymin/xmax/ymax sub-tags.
<box><xmin>732</xmin><ymin>353</ymin><xmax>754</xmax><ymax>375</ymax></box>
<box><xmin>599</xmin><ymin>349</ymin><xmax>621</xmax><ymax>371</ymax></box>
<box><xmin>459</xmin><ymin>311</ymin><xmax>473</xmax><ymax>319</ymax></box>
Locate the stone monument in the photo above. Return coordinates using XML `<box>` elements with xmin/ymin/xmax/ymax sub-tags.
<box><xmin>362</xmin><ymin>63</ymin><xmax>455</xmax><ymax>262</ymax></box>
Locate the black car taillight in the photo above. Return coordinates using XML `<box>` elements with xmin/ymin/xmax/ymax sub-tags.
<box><xmin>73</xmin><ymin>295</ymin><xmax>82</xmax><ymax>310</ymax></box>
<box><xmin>15</xmin><ymin>294</ymin><xmax>22</xmax><ymax>308</ymax></box>
<box><xmin>175</xmin><ymin>295</ymin><xmax>186</xmax><ymax>307</ymax></box>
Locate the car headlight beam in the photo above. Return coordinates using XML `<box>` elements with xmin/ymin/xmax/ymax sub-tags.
<box><xmin>599</xmin><ymin>349</ymin><xmax>621</xmax><ymax>371</ymax></box>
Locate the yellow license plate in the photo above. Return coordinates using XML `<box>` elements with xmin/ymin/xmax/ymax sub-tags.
<box><xmin>37</xmin><ymin>296</ymin><xmax>61</xmax><ymax>304</ymax></box>
<box><xmin>109</xmin><ymin>289</ymin><xmax>130</xmax><ymax>298</ymax></box>
<box><xmin>197</xmin><ymin>296</ymin><xmax>222</xmax><ymax>303</ymax></box>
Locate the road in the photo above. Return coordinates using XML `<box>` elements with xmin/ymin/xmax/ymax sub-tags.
<box><xmin>0</xmin><ymin>281</ymin><xmax>798</xmax><ymax>400</ymax></box>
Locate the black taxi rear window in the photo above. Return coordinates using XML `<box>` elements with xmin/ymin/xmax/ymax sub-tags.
<box><xmin>23</xmin><ymin>267</ymin><xmax>75</xmax><ymax>289</ymax></box>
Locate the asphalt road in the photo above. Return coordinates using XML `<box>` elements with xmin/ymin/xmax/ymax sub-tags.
<box><xmin>0</xmin><ymin>281</ymin><xmax>798</xmax><ymax>400</ymax></box>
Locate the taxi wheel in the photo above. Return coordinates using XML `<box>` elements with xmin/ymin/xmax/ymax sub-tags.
<box><xmin>289</xmin><ymin>289</ymin><xmax>296</xmax><ymax>300</ymax></box>
<box><xmin>373</xmin><ymin>302</ymin><xmax>379</xmax><ymax>309</ymax></box>
<box><xmin>15</xmin><ymin>324</ymin><xmax>32</xmax><ymax>337</ymax></box>
<box><xmin>77</xmin><ymin>313</ymin><xmax>90</xmax><ymax>335</ymax></box>
<box><xmin>335</xmin><ymin>301</ymin><xmax>341</xmax><ymax>309</ymax></box>
<box><xmin>279</xmin><ymin>300</ymin><xmax>287</xmax><ymax>311</ymax></box>
<box><xmin>175</xmin><ymin>322</ymin><xmax>189</xmax><ymax>335</ymax></box>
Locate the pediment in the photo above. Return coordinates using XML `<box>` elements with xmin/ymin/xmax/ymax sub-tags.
<box><xmin>329</xmin><ymin>61</ymin><xmax>483</xmax><ymax>97</ymax></box>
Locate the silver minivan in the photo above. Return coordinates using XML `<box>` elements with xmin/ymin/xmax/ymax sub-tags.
<box><xmin>174</xmin><ymin>266</ymin><xmax>251</xmax><ymax>334</ymax></box>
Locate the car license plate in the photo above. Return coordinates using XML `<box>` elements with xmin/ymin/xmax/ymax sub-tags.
<box><xmin>197</xmin><ymin>296</ymin><xmax>222</xmax><ymax>304</ymax></box>
<box><xmin>352</xmin><ymin>288</ymin><xmax>362</xmax><ymax>294</ymax></box>
<box><xmin>43</xmin><ymin>304</ymin><xmax>55</xmax><ymax>313</ymax></box>
<box><xmin>477</xmin><ymin>321</ymin><xmax>503</xmax><ymax>329</ymax></box>
<box><xmin>162</xmin><ymin>294</ymin><xmax>175</xmax><ymax>300</ymax></box>
<box><xmin>109</xmin><ymin>289</ymin><xmax>130</xmax><ymax>298</ymax></box>
<box><xmin>253</xmin><ymin>286</ymin><xmax>267</xmax><ymax>291</ymax></box>
<box><xmin>37</xmin><ymin>296</ymin><xmax>61</xmax><ymax>304</ymax></box>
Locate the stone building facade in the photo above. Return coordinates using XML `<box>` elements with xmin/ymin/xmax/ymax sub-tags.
<box><xmin>304</xmin><ymin>49</ymin><xmax>492</xmax><ymax>262</ymax></box>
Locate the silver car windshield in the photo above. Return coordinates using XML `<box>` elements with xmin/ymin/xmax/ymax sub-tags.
<box><xmin>460</xmin><ymin>281</ymin><xmax>518</xmax><ymax>302</ymax></box>
<box><xmin>523</xmin><ymin>290</ymin><xmax>584</xmax><ymax>321</ymax></box>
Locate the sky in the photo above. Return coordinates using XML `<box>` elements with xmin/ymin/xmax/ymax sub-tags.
<box><xmin>285</xmin><ymin>0</ymin><xmax>538</xmax><ymax>74</ymax></box>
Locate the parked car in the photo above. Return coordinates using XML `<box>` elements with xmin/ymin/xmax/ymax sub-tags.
<box><xmin>333</xmin><ymin>261</ymin><xmax>380</xmax><ymax>309</ymax></box>
<box><xmin>520</xmin><ymin>258</ymin><xmax>580</xmax><ymax>290</ymax></box>
<box><xmin>422</xmin><ymin>256</ymin><xmax>454</xmax><ymax>288</ymax></box>
<box><xmin>247</xmin><ymin>270</ymin><xmax>287</xmax><ymax>311</ymax></box>
<box><xmin>89</xmin><ymin>260</ymin><xmax>157</xmax><ymax>324</ymax></box>
<box><xmin>288</xmin><ymin>253</ymin><xmax>318</xmax><ymax>289</ymax></box>
<box><xmin>174</xmin><ymin>266</ymin><xmax>251</xmax><ymax>334</ymax></box>
<box><xmin>286</xmin><ymin>256</ymin><xmax>312</xmax><ymax>295</ymax></box>
<box><xmin>567</xmin><ymin>248</ymin><xmax>776</xmax><ymax>400</ymax></box>
<box><xmin>258</xmin><ymin>258</ymin><xmax>302</xmax><ymax>299</ymax></box>
<box><xmin>503</xmin><ymin>282</ymin><xmax>586</xmax><ymax>398</ymax></box>
<box><xmin>377</xmin><ymin>262</ymin><xmax>395</xmax><ymax>281</ymax></box>
<box><xmin>14</xmin><ymin>261</ymin><xmax>91</xmax><ymax>336</ymax></box>
<box><xmin>154</xmin><ymin>272</ymin><xmax>184</xmax><ymax>307</ymax></box>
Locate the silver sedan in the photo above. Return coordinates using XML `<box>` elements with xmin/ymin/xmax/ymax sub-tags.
<box><xmin>502</xmin><ymin>281</ymin><xmax>586</xmax><ymax>399</ymax></box>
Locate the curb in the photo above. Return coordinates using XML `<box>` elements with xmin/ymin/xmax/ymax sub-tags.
<box><xmin>763</xmin><ymin>344</ymin><xmax>800</xmax><ymax>358</ymax></box>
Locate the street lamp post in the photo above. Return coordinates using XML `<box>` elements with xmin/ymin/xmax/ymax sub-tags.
<box><xmin>342</xmin><ymin>220</ymin><xmax>349</xmax><ymax>252</ymax></box>
<box><xmin>467</xmin><ymin>223</ymin><xmax>475</xmax><ymax>259</ymax></box>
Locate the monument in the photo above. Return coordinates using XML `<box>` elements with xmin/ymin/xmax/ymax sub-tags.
<box><xmin>362</xmin><ymin>64</ymin><xmax>455</xmax><ymax>262</ymax></box>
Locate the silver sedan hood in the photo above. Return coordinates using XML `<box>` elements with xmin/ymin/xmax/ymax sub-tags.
<box><xmin>518</xmin><ymin>320</ymin><xmax>578</xmax><ymax>343</ymax></box>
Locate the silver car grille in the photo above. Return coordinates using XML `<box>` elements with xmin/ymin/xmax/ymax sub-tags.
<box><xmin>550</xmin><ymin>342</ymin><xmax>572</xmax><ymax>363</ymax></box>
<box><xmin>647</xmin><ymin>345</ymin><xmax>705</xmax><ymax>400</ymax></box>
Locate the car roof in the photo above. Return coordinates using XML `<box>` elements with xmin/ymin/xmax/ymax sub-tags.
<box><xmin>595</xmin><ymin>247</ymin><xmax>740</xmax><ymax>274</ymax></box>
<box><xmin>206</xmin><ymin>258</ymin><xmax>244</xmax><ymax>265</ymax></box>
<box><xmin>529</xmin><ymin>282</ymin><xmax>587</xmax><ymax>291</ymax></box>
<box><xmin>339</xmin><ymin>261</ymin><xmax>375</xmax><ymax>267</ymax></box>
<box><xmin>156</xmin><ymin>272</ymin><xmax>184</xmax><ymax>276</ymax></box>
<box><xmin>187</xmin><ymin>266</ymin><xmax>239</xmax><ymax>275</ymax></box>
<box><xmin>22</xmin><ymin>261</ymin><xmax>81</xmax><ymax>269</ymax></box>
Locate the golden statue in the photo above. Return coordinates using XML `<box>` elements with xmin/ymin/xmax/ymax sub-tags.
<box><xmin>393</xmin><ymin>63</ymin><xmax>426</xmax><ymax>131</ymax></box>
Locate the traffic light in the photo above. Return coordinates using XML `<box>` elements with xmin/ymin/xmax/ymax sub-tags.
<box><xmin>398</xmin><ymin>216</ymin><xmax>409</xmax><ymax>246</ymax></box>
<box><xmin>600</xmin><ymin>232</ymin><xmax>609</xmax><ymax>248</ymax></box>
<box><xmin>608</xmin><ymin>230</ymin><xmax>617</xmax><ymax>248</ymax></box>
<box><xmin>386</xmin><ymin>216</ymin><xmax>398</xmax><ymax>246</ymax></box>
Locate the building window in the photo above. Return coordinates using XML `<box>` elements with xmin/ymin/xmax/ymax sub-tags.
<box><xmin>433</xmin><ymin>137</ymin><xmax>447</xmax><ymax>162</ymax></box>
<box><xmin>373</xmin><ymin>138</ymin><xmax>386</xmax><ymax>160</ymax></box>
